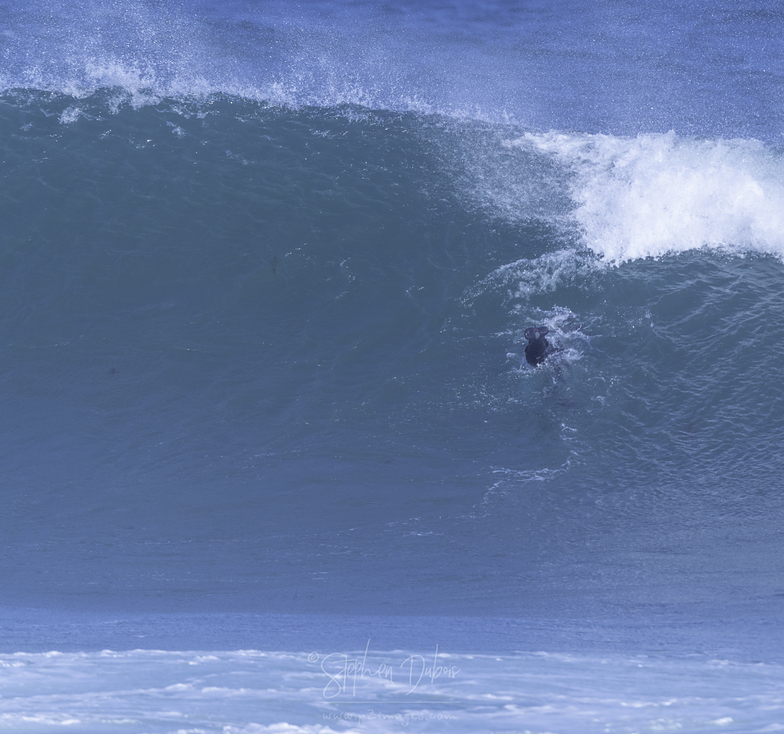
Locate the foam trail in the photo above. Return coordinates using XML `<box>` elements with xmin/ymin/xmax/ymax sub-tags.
<box><xmin>518</xmin><ymin>131</ymin><xmax>784</xmax><ymax>263</ymax></box>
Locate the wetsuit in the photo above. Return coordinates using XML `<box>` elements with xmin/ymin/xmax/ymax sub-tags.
<box><xmin>524</xmin><ymin>326</ymin><xmax>550</xmax><ymax>366</ymax></box>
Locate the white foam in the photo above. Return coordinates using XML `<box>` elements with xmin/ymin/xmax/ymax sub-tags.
<box><xmin>0</xmin><ymin>648</ymin><xmax>781</xmax><ymax>733</ymax></box>
<box><xmin>58</xmin><ymin>106</ymin><xmax>82</xmax><ymax>124</ymax></box>
<box><xmin>518</xmin><ymin>131</ymin><xmax>784</xmax><ymax>263</ymax></box>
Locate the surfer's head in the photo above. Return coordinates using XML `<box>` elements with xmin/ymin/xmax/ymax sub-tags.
<box><xmin>525</xmin><ymin>326</ymin><xmax>549</xmax><ymax>342</ymax></box>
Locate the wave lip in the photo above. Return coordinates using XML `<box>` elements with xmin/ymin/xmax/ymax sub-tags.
<box><xmin>520</xmin><ymin>131</ymin><xmax>784</xmax><ymax>263</ymax></box>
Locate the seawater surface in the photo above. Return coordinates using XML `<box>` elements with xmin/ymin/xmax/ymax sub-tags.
<box><xmin>1</xmin><ymin>0</ymin><xmax>784</xmax><ymax>731</ymax></box>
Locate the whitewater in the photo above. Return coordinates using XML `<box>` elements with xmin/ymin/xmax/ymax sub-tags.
<box><xmin>0</xmin><ymin>0</ymin><xmax>783</xmax><ymax>731</ymax></box>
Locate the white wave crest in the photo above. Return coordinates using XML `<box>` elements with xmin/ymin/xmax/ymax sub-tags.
<box><xmin>517</xmin><ymin>131</ymin><xmax>784</xmax><ymax>263</ymax></box>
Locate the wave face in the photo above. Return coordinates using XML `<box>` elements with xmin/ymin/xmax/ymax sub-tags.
<box><xmin>1</xmin><ymin>0</ymin><xmax>784</xmax><ymax>657</ymax></box>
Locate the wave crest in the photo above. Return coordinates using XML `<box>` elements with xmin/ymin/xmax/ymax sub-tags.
<box><xmin>521</xmin><ymin>131</ymin><xmax>784</xmax><ymax>263</ymax></box>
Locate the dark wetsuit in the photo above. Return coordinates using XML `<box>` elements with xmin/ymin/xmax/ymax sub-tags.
<box><xmin>524</xmin><ymin>326</ymin><xmax>550</xmax><ymax>366</ymax></box>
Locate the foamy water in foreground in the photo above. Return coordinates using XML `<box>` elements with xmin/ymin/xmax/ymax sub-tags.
<box><xmin>2</xmin><ymin>647</ymin><xmax>782</xmax><ymax>733</ymax></box>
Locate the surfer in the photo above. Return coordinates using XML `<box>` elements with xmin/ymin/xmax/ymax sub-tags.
<box><xmin>524</xmin><ymin>326</ymin><xmax>550</xmax><ymax>366</ymax></box>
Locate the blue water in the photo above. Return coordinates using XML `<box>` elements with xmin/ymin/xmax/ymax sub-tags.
<box><xmin>1</xmin><ymin>0</ymin><xmax>784</xmax><ymax>730</ymax></box>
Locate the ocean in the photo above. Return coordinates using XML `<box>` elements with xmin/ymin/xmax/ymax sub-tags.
<box><xmin>1</xmin><ymin>0</ymin><xmax>784</xmax><ymax>731</ymax></box>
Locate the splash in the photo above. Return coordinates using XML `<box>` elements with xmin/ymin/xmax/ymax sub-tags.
<box><xmin>520</xmin><ymin>131</ymin><xmax>784</xmax><ymax>263</ymax></box>
<box><xmin>464</xmin><ymin>249</ymin><xmax>601</xmax><ymax>305</ymax></box>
